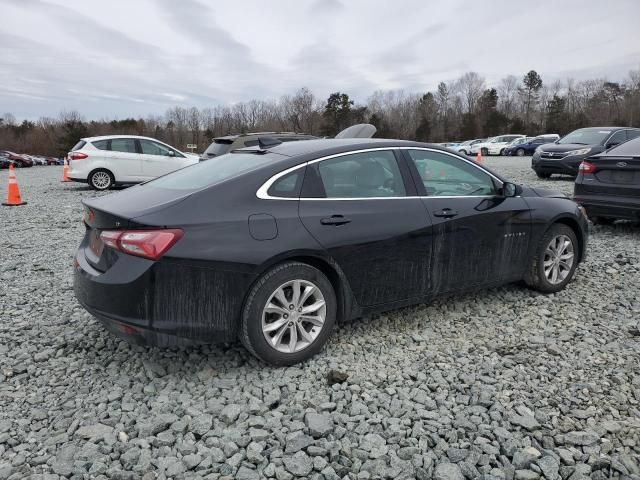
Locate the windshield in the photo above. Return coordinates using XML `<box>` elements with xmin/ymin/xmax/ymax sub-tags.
<box><xmin>147</xmin><ymin>152</ymin><xmax>286</xmax><ymax>190</ymax></box>
<box><xmin>558</xmin><ymin>128</ymin><xmax>612</xmax><ymax>145</ymax></box>
<box><xmin>203</xmin><ymin>139</ymin><xmax>233</xmax><ymax>157</ymax></box>
<box><xmin>601</xmin><ymin>136</ymin><xmax>640</xmax><ymax>156</ymax></box>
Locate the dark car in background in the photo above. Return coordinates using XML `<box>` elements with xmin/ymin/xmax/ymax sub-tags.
<box><xmin>504</xmin><ymin>134</ymin><xmax>559</xmax><ymax>156</ymax></box>
<box><xmin>0</xmin><ymin>152</ymin><xmax>12</xmax><ymax>169</ymax></box>
<box><xmin>574</xmin><ymin>136</ymin><xmax>640</xmax><ymax>224</ymax></box>
<box><xmin>531</xmin><ymin>127</ymin><xmax>640</xmax><ymax>178</ymax></box>
<box><xmin>74</xmin><ymin>138</ymin><xmax>588</xmax><ymax>365</ymax></box>
<box><xmin>200</xmin><ymin>132</ymin><xmax>318</xmax><ymax>160</ymax></box>
<box><xmin>0</xmin><ymin>150</ymin><xmax>33</xmax><ymax>168</ymax></box>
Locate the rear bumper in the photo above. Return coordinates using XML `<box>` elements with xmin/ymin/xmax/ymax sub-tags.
<box><xmin>73</xmin><ymin>243</ymin><xmax>254</xmax><ymax>346</ymax></box>
<box><xmin>574</xmin><ymin>194</ymin><xmax>640</xmax><ymax>220</ymax></box>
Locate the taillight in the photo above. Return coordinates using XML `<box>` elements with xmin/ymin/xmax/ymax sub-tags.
<box><xmin>70</xmin><ymin>152</ymin><xmax>88</xmax><ymax>160</ymax></box>
<box><xmin>99</xmin><ymin>229</ymin><xmax>183</xmax><ymax>260</ymax></box>
<box><xmin>578</xmin><ymin>161</ymin><xmax>596</xmax><ymax>174</ymax></box>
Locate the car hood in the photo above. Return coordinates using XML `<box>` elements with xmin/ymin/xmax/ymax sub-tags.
<box><xmin>539</xmin><ymin>143</ymin><xmax>599</xmax><ymax>153</ymax></box>
<box><xmin>522</xmin><ymin>186</ymin><xmax>568</xmax><ymax>199</ymax></box>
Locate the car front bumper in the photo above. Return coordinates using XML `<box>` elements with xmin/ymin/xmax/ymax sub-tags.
<box><xmin>531</xmin><ymin>154</ymin><xmax>584</xmax><ymax>175</ymax></box>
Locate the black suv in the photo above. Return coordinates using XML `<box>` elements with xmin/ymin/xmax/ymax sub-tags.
<box><xmin>531</xmin><ymin>127</ymin><xmax>640</xmax><ymax>178</ymax></box>
<box><xmin>200</xmin><ymin>132</ymin><xmax>318</xmax><ymax>160</ymax></box>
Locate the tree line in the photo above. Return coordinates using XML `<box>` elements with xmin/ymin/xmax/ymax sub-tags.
<box><xmin>2</xmin><ymin>68</ymin><xmax>639</xmax><ymax>156</ymax></box>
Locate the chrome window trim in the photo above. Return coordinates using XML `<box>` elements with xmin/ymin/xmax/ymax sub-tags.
<box><xmin>256</xmin><ymin>146</ymin><xmax>504</xmax><ymax>201</ymax></box>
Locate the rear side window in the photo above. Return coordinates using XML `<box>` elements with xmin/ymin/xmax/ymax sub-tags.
<box><xmin>316</xmin><ymin>150</ymin><xmax>406</xmax><ymax>198</ymax></box>
<box><xmin>267</xmin><ymin>170</ymin><xmax>303</xmax><ymax>198</ymax></box>
<box><xmin>92</xmin><ymin>140</ymin><xmax>109</xmax><ymax>150</ymax></box>
<box><xmin>110</xmin><ymin>138</ymin><xmax>136</xmax><ymax>153</ymax></box>
<box><xmin>71</xmin><ymin>140</ymin><xmax>86</xmax><ymax>151</ymax></box>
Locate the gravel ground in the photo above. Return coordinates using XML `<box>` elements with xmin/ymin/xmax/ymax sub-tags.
<box><xmin>1</xmin><ymin>158</ymin><xmax>639</xmax><ymax>480</ymax></box>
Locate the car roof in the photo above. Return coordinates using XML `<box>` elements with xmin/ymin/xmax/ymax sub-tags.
<box><xmin>81</xmin><ymin>135</ymin><xmax>171</xmax><ymax>142</ymax></box>
<box><xmin>253</xmin><ymin>138</ymin><xmax>460</xmax><ymax>157</ymax></box>
<box><xmin>214</xmin><ymin>132</ymin><xmax>314</xmax><ymax>141</ymax></box>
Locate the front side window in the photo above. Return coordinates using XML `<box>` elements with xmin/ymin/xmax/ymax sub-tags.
<box><xmin>316</xmin><ymin>150</ymin><xmax>406</xmax><ymax>198</ymax></box>
<box><xmin>140</xmin><ymin>139</ymin><xmax>175</xmax><ymax>156</ymax></box>
<box><xmin>110</xmin><ymin>138</ymin><xmax>136</xmax><ymax>153</ymax></box>
<box><xmin>408</xmin><ymin>150</ymin><xmax>497</xmax><ymax>197</ymax></box>
<box><xmin>626</xmin><ymin>130</ymin><xmax>640</xmax><ymax>141</ymax></box>
<box><xmin>607</xmin><ymin>131</ymin><xmax>626</xmax><ymax>147</ymax></box>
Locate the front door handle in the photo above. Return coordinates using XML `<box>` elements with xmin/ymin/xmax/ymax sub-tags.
<box><xmin>320</xmin><ymin>215</ymin><xmax>352</xmax><ymax>226</ymax></box>
<box><xmin>433</xmin><ymin>208</ymin><xmax>459</xmax><ymax>218</ymax></box>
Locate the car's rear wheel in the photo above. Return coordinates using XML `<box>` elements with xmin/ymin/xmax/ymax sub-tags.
<box><xmin>516</xmin><ymin>148</ymin><xmax>525</xmax><ymax>156</ymax></box>
<box><xmin>481</xmin><ymin>148</ymin><xmax>489</xmax><ymax>156</ymax></box>
<box><xmin>240</xmin><ymin>262</ymin><xmax>336</xmax><ymax>365</ymax></box>
<box><xmin>535</xmin><ymin>171</ymin><xmax>551</xmax><ymax>179</ymax></box>
<box><xmin>525</xmin><ymin>224</ymin><xmax>578</xmax><ymax>293</ymax></box>
<box><xmin>89</xmin><ymin>169</ymin><xmax>114</xmax><ymax>190</ymax></box>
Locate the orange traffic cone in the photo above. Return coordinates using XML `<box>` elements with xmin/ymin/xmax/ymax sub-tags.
<box><xmin>476</xmin><ymin>151</ymin><xmax>483</xmax><ymax>164</ymax></box>
<box><xmin>61</xmin><ymin>157</ymin><xmax>70</xmax><ymax>182</ymax></box>
<box><xmin>3</xmin><ymin>164</ymin><xmax>27</xmax><ymax>206</ymax></box>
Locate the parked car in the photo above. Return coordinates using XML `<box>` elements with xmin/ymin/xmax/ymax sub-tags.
<box><xmin>74</xmin><ymin>138</ymin><xmax>588</xmax><ymax>365</ymax></box>
<box><xmin>504</xmin><ymin>134</ymin><xmax>560</xmax><ymax>157</ymax></box>
<box><xmin>0</xmin><ymin>153</ymin><xmax>12</xmax><ymax>169</ymax></box>
<box><xmin>531</xmin><ymin>127</ymin><xmax>640</xmax><ymax>179</ymax></box>
<box><xmin>201</xmin><ymin>132</ymin><xmax>318</xmax><ymax>160</ymax></box>
<box><xmin>453</xmin><ymin>139</ymin><xmax>486</xmax><ymax>155</ymax></box>
<box><xmin>46</xmin><ymin>157</ymin><xmax>62</xmax><ymax>165</ymax></box>
<box><xmin>67</xmin><ymin>135</ymin><xmax>200</xmax><ymax>190</ymax></box>
<box><xmin>437</xmin><ymin>142</ymin><xmax>461</xmax><ymax>148</ymax></box>
<box><xmin>470</xmin><ymin>135</ymin><xmax>526</xmax><ymax>156</ymax></box>
<box><xmin>573</xmin><ymin>136</ymin><xmax>640</xmax><ymax>224</ymax></box>
<box><xmin>0</xmin><ymin>150</ymin><xmax>33</xmax><ymax>167</ymax></box>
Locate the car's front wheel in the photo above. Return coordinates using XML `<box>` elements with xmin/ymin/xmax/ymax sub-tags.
<box><xmin>516</xmin><ymin>148</ymin><xmax>525</xmax><ymax>156</ymax></box>
<box><xmin>535</xmin><ymin>171</ymin><xmax>551</xmax><ymax>179</ymax></box>
<box><xmin>525</xmin><ymin>224</ymin><xmax>579</xmax><ymax>293</ymax></box>
<box><xmin>481</xmin><ymin>148</ymin><xmax>489</xmax><ymax>156</ymax></box>
<box><xmin>89</xmin><ymin>169</ymin><xmax>115</xmax><ymax>190</ymax></box>
<box><xmin>240</xmin><ymin>262</ymin><xmax>337</xmax><ymax>366</ymax></box>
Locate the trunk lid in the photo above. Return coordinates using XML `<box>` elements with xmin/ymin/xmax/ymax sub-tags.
<box><xmin>581</xmin><ymin>155</ymin><xmax>640</xmax><ymax>197</ymax></box>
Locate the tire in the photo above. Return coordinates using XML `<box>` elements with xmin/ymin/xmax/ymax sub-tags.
<box><xmin>88</xmin><ymin>169</ymin><xmax>115</xmax><ymax>190</ymax></box>
<box><xmin>516</xmin><ymin>148</ymin><xmax>525</xmax><ymax>157</ymax></box>
<box><xmin>525</xmin><ymin>224</ymin><xmax>579</xmax><ymax>293</ymax></box>
<box><xmin>499</xmin><ymin>149</ymin><xmax>505</xmax><ymax>156</ymax></box>
<box><xmin>481</xmin><ymin>148</ymin><xmax>489</xmax><ymax>156</ymax></box>
<box><xmin>535</xmin><ymin>171</ymin><xmax>551</xmax><ymax>179</ymax></box>
<box><xmin>459</xmin><ymin>149</ymin><xmax>468</xmax><ymax>155</ymax></box>
<box><xmin>591</xmin><ymin>216</ymin><xmax>615</xmax><ymax>226</ymax></box>
<box><xmin>240</xmin><ymin>262</ymin><xmax>337</xmax><ymax>366</ymax></box>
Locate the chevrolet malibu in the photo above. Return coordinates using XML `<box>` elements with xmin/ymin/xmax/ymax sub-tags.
<box><xmin>74</xmin><ymin>139</ymin><xmax>589</xmax><ymax>365</ymax></box>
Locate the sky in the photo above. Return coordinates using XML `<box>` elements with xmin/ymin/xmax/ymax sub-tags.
<box><xmin>2</xmin><ymin>0</ymin><xmax>639</xmax><ymax>120</ymax></box>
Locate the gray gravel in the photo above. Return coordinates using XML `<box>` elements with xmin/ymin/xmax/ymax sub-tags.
<box><xmin>1</xmin><ymin>159</ymin><xmax>639</xmax><ymax>480</ymax></box>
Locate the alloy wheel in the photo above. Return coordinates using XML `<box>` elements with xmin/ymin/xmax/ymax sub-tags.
<box><xmin>92</xmin><ymin>171</ymin><xmax>111</xmax><ymax>189</ymax></box>
<box><xmin>543</xmin><ymin>234</ymin><xmax>575</xmax><ymax>285</ymax></box>
<box><xmin>262</xmin><ymin>279</ymin><xmax>326</xmax><ymax>353</ymax></box>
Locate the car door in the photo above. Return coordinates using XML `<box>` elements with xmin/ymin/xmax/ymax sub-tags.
<box><xmin>138</xmin><ymin>139</ymin><xmax>190</xmax><ymax>179</ymax></box>
<box><xmin>403</xmin><ymin>148</ymin><xmax>531</xmax><ymax>294</ymax></box>
<box><xmin>108</xmin><ymin>138</ymin><xmax>142</xmax><ymax>180</ymax></box>
<box><xmin>298</xmin><ymin>149</ymin><xmax>434</xmax><ymax>307</ymax></box>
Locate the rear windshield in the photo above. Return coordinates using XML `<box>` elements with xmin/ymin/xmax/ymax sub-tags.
<box><xmin>146</xmin><ymin>152</ymin><xmax>286</xmax><ymax>190</ymax></box>
<box><xmin>601</xmin><ymin>136</ymin><xmax>640</xmax><ymax>157</ymax></box>
<box><xmin>71</xmin><ymin>140</ymin><xmax>86</xmax><ymax>151</ymax></box>
<box><xmin>558</xmin><ymin>128</ymin><xmax>612</xmax><ymax>145</ymax></box>
<box><xmin>203</xmin><ymin>139</ymin><xmax>233</xmax><ymax>157</ymax></box>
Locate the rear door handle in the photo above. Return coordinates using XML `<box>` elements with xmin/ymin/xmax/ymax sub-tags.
<box><xmin>433</xmin><ymin>208</ymin><xmax>459</xmax><ymax>218</ymax></box>
<box><xmin>320</xmin><ymin>215</ymin><xmax>352</xmax><ymax>226</ymax></box>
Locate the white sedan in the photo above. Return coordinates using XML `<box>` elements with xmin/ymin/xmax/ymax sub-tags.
<box><xmin>67</xmin><ymin>135</ymin><xmax>200</xmax><ymax>190</ymax></box>
<box><xmin>470</xmin><ymin>134</ymin><xmax>526</xmax><ymax>156</ymax></box>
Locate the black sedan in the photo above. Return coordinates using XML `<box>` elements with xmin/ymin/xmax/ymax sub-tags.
<box><xmin>574</xmin><ymin>136</ymin><xmax>640</xmax><ymax>224</ymax></box>
<box><xmin>74</xmin><ymin>139</ymin><xmax>589</xmax><ymax>365</ymax></box>
<box><xmin>531</xmin><ymin>127</ymin><xmax>640</xmax><ymax>179</ymax></box>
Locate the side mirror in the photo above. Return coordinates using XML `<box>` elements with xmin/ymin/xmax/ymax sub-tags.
<box><xmin>605</xmin><ymin>142</ymin><xmax>619</xmax><ymax>150</ymax></box>
<box><xmin>168</xmin><ymin>150</ymin><xmax>175</xmax><ymax>157</ymax></box>
<box><xmin>502</xmin><ymin>182</ymin><xmax>520</xmax><ymax>197</ymax></box>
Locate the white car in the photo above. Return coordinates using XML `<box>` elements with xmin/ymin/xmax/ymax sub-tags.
<box><xmin>452</xmin><ymin>139</ymin><xmax>486</xmax><ymax>155</ymax></box>
<box><xmin>470</xmin><ymin>134</ymin><xmax>526</xmax><ymax>156</ymax></box>
<box><xmin>67</xmin><ymin>135</ymin><xmax>199</xmax><ymax>190</ymax></box>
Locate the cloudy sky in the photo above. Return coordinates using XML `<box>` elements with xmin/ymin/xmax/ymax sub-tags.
<box><xmin>2</xmin><ymin>0</ymin><xmax>639</xmax><ymax>120</ymax></box>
